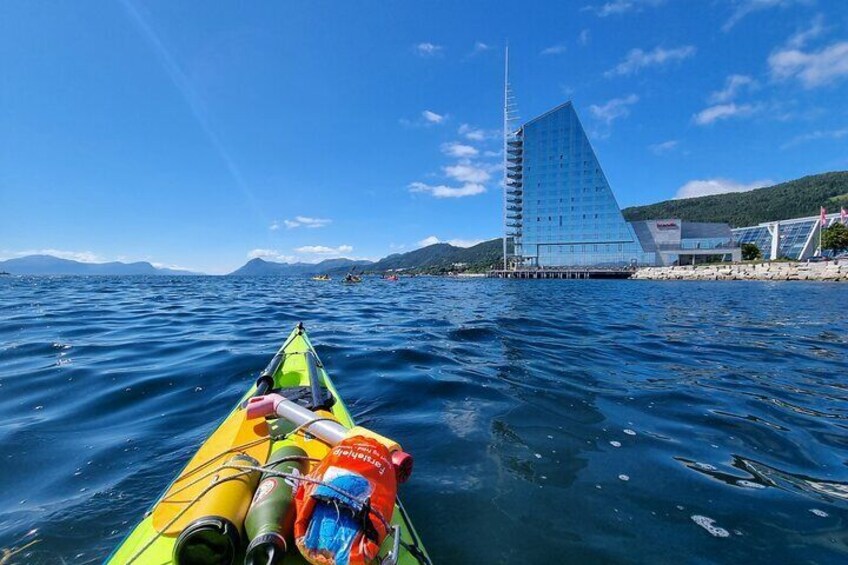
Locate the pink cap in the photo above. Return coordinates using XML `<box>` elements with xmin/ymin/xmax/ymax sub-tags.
<box><xmin>246</xmin><ymin>393</ymin><xmax>283</xmax><ymax>419</ymax></box>
<box><xmin>391</xmin><ymin>450</ymin><xmax>414</xmax><ymax>483</ymax></box>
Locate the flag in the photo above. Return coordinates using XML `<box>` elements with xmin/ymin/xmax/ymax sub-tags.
<box><xmin>820</xmin><ymin>206</ymin><xmax>827</xmax><ymax>227</ymax></box>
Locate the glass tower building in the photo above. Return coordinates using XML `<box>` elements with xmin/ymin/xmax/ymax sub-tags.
<box><xmin>505</xmin><ymin>102</ymin><xmax>652</xmax><ymax>268</ymax></box>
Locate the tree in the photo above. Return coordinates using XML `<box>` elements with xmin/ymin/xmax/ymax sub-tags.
<box><xmin>822</xmin><ymin>222</ymin><xmax>848</xmax><ymax>253</ymax></box>
<box><xmin>741</xmin><ymin>242</ymin><xmax>762</xmax><ymax>261</ymax></box>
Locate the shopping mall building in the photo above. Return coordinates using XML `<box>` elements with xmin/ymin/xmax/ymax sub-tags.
<box><xmin>733</xmin><ymin>212</ymin><xmax>845</xmax><ymax>261</ymax></box>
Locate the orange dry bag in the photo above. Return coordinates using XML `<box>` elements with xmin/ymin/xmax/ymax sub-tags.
<box><xmin>294</xmin><ymin>436</ymin><xmax>397</xmax><ymax>565</ymax></box>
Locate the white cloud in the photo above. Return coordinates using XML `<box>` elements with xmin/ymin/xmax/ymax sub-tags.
<box><xmin>541</xmin><ymin>44</ymin><xmax>567</xmax><ymax>56</ymax></box>
<box><xmin>723</xmin><ymin>0</ymin><xmax>809</xmax><ymax>33</ymax></box>
<box><xmin>294</xmin><ymin>245</ymin><xmax>353</xmax><ymax>255</ymax></box>
<box><xmin>458</xmin><ymin>123</ymin><xmax>488</xmax><ymax>141</ymax></box>
<box><xmin>470</xmin><ymin>41</ymin><xmax>491</xmax><ymax>55</ymax></box>
<box><xmin>648</xmin><ymin>140</ymin><xmax>679</xmax><ymax>155</ymax></box>
<box><xmin>583</xmin><ymin>0</ymin><xmax>667</xmax><ymax>17</ymax></box>
<box><xmin>417</xmin><ymin>236</ymin><xmax>484</xmax><ymax>248</ymax></box>
<box><xmin>409</xmin><ymin>181</ymin><xmax>486</xmax><ymax>198</ymax></box>
<box><xmin>768</xmin><ymin>41</ymin><xmax>848</xmax><ymax>88</ymax></box>
<box><xmin>415</xmin><ymin>42</ymin><xmax>443</xmax><ymax>56</ymax></box>
<box><xmin>408</xmin><ymin>118</ymin><xmax>499</xmax><ymax>201</ymax></box>
<box><xmin>579</xmin><ymin>29</ymin><xmax>591</xmax><ymax>46</ymax></box>
<box><xmin>418</xmin><ymin>236</ymin><xmax>441</xmax><ymax>247</ymax></box>
<box><xmin>787</xmin><ymin>14</ymin><xmax>827</xmax><ymax>49</ymax></box>
<box><xmin>283</xmin><ymin>216</ymin><xmax>332</xmax><ymax>229</ymax></box>
<box><xmin>248</xmin><ymin>245</ymin><xmax>353</xmax><ymax>263</ymax></box>
<box><xmin>422</xmin><ymin>110</ymin><xmax>445</xmax><ymax>124</ymax></box>
<box><xmin>782</xmin><ymin>128</ymin><xmax>848</xmax><ymax>149</ymax></box>
<box><xmin>248</xmin><ymin>248</ymin><xmax>277</xmax><ymax>259</ymax></box>
<box><xmin>440</xmin><ymin>142</ymin><xmax>478</xmax><ymax>158</ymax></box>
<box><xmin>269</xmin><ymin>221</ymin><xmax>280</xmax><ymax>231</ymax></box>
<box><xmin>693</xmin><ymin>103</ymin><xmax>758</xmax><ymax>125</ymax></box>
<box><xmin>589</xmin><ymin>94</ymin><xmax>639</xmax><ymax>125</ymax></box>
<box><xmin>400</xmin><ymin>111</ymin><xmax>449</xmax><ymax>128</ymax></box>
<box><xmin>443</xmin><ymin>162</ymin><xmax>491</xmax><ymax>184</ymax></box>
<box><xmin>447</xmin><ymin>238</ymin><xmax>484</xmax><ymax>248</ymax></box>
<box><xmin>674</xmin><ymin>178</ymin><xmax>773</xmax><ymax>199</ymax></box>
<box><xmin>708</xmin><ymin>74</ymin><xmax>757</xmax><ymax>103</ymax></box>
<box><xmin>605</xmin><ymin>45</ymin><xmax>696</xmax><ymax>77</ymax></box>
<box><xmin>150</xmin><ymin>261</ymin><xmax>192</xmax><ymax>272</ymax></box>
<box><xmin>247</xmin><ymin>249</ymin><xmax>296</xmax><ymax>262</ymax></box>
<box><xmin>13</xmin><ymin>249</ymin><xmax>103</xmax><ymax>263</ymax></box>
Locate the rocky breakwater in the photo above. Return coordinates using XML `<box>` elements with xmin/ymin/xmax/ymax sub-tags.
<box><xmin>632</xmin><ymin>261</ymin><xmax>848</xmax><ymax>281</ymax></box>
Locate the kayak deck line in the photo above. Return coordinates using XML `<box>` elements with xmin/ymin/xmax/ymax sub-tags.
<box><xmin>107</xmin><ymin>323</ymin><xmax>430</xmax><ymax>565</ymax></box>
<box><xmin>128</xmin><ymin>457</ymin><xmax>396</xmax><ymax>564</ymax></box>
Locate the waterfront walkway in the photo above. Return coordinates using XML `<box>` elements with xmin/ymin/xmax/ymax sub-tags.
<box><xmin>488</xmin><ymin>269</ymin><xmax>633</xmax><ymax>279</ymax></box>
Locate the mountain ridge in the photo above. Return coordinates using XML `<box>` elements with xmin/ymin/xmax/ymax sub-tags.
<box><xmin>0</xmin><ymin>255</ymin><xmax>198</xmax><ymax>276</ymax></box>
<box><xmin>227</xmin><ymin>239</ymin><xmax>506</xmax><ymax>276</ymax></box>
<box><xmin>228</xmin><ymin>257</ymin><xmax>373</xmax><ymax>276</ymax></box>
<box><xmin>622</xmin><ymin>171</ymin><xmax>848</xmax><ymax>227</ymax></box>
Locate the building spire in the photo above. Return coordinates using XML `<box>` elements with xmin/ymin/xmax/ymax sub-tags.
<box><xmin>502</xmin><ymin>45</ymin><xmax>522</xmax><ymax>270</ymax></box>
<box><xmin>502</xmin><ymin>44</ymin><xmax>509</xmax><ymax>270</ymax></box>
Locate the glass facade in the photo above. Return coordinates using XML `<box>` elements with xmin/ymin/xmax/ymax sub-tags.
<box><xmin>777</xmin><ymin>220</ymin><xmax>817</xmax><ymax>258</ymax></box>
<box><xmin>513</xmin><ymin>103</ymin><xmax>651</xmax><ymax>267</ymax></box>
<box><xmin>679</xmin><ymin>237</ymin><xmax>734</xmax><ymax>250</ymax></box>
<box><xmin>733</xmin><ymin>219</ymin><xmax>817</xmax><ymax>259</ymax></box>
<box><xmin>733</xmin><ymin>226</ymin><xmax>771</xmax><ymax>254</ymax></box>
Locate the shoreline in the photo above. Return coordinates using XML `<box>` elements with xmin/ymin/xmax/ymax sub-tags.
<box><xmin>632</xmin><ymin>261</ymin><xmax>848</xmax><ymax>282</ymax></box>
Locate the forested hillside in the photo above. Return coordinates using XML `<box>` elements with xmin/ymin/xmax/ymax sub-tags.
<box><xmin>622</xmin><ymin>172</ymin><xmax>848</xmax><ymax>227</ymax></box>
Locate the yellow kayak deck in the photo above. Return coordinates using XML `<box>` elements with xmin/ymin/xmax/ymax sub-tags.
<box><xmin>107</xmin><ymin>325</ymin><xmax>429</xmax><ymax>564</ymax></box>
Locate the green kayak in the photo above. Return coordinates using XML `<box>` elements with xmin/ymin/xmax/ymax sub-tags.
<box><xmin>107</xmin><ymin>324</ymin><xmax>430</xmax><ymax>564</ymax></box>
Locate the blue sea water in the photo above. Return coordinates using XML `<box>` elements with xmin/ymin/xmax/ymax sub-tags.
<box><xmin>1</xmin><ymin>275</ymin><xmax>847</xmax><ymax>564</ymax></box>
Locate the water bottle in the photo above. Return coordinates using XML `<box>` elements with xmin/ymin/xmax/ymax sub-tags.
<box><xmin>244</xmin><ymin>445</ymin><xmax>309</xmax><ymax>565</ymax></box>
<box><xmin>173</xmin><ymin>453</ymin><xmax>261</xmax><ymax>565</ymax></box>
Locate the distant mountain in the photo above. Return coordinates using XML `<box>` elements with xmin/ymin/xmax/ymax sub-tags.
<box><xmin>0</xmin><ymin>255</ymin><xmax>198</xmax><ymax>276</ymax></box>
<box><xmin>228</xmin><ymin>257</ymin><xmax>373</xmax><ymax>276</ymax></box>
<box><xmin>365</xmin><ymin>238</ymin><xmax>505</xmax><ymax>274</ymax></box>
<box><xmin>622</xmin><ymin>171</ymin><xmax>848</xmax><ymax>228</ymax></box>
<box><xmin>228</xmin><ymin>240</ymin><xmax>507</xmax><ymax>276</ymax></box>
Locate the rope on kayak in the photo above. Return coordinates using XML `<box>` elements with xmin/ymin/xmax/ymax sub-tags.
<box><xmin>125</xmin><ymin>465</ymin><xmax>263</xmax><ymax>564</ymax></box>
<box><xmin>166</xmin><ymin>435</ymin><xmax>270</xmax><ymax>486</ymax></box>
<box><xmin>161</xmin><ymin>455</ymin><xmax>319</xmax><ymax>503</ymax></box>
<box><xmin>228</xmin><ymin>464</ymin><xmax>431</xmax><ymax>565</ymax></box>
<box><xmin>151</xmin><ymin>415</ymin><xmax>337</xmax><ymax>505</ymax></box>
<box><xmin>124</xmin><ymin>458</ymin><xmax>393</xmax><ymax>564</ymax></box>
<box><xmin>227</xmin><ymin>462</ymin><xmax>394</xmax><ymax>533</ymax></box>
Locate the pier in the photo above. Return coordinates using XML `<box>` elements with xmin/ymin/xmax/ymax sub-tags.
<box><xmin>488</xmin><ymin>268</ymin><xmax>633</xmax><ymax>280</ymax></box>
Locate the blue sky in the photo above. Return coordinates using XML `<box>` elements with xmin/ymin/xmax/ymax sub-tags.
<box><xmin>1</xmin><ymin>0</ymin><xmax>847</xmax><ymax>273</ymax></box>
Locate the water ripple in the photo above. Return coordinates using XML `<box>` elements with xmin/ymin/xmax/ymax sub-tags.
<box><xmin>1</xmin><ymin>276</ymin><xmax>847</xmax><ymax>563</ymax></box>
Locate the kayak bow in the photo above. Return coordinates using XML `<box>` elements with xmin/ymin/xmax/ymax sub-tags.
<box><xmin>107</xmin><ymin>324</ymin><xmax>429</xmax><ymax>565</ymax></box>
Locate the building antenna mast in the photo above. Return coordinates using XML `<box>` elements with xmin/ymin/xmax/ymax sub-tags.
<box><xmin>502</xmin><ymin>45</ymin><xmax>509</xmax><ymax>270</ymax></box>
<box><xmin>502</xmin><ymin>43</ymin><xmax>521</xmax><ymax>271</ymax></box>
